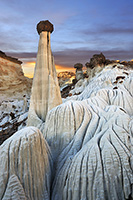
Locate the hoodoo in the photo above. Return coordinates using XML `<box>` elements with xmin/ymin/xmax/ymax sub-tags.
<box><xmin>27</xmin><ymin>20</ymin><xmax>62</xmax><ymax>126</ymax></box>
<box><xmin>74</xmin><ymin>63</ymin><xmax>83</xmax><ymax>80</ymax></box>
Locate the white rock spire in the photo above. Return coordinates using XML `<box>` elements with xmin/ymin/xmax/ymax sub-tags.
<box><xmin>27</xmin><ymin>20</ymin><xmax>62</xmax><ymax>126</ymax></box>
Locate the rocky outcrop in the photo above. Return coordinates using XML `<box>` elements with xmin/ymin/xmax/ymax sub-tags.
<box><xmin>27</xmin><ymin>20</ymin><xmax>62</xmax><ymax>126</ymax></box>
<box><xmin>0</xmin><ymin>51</ymin><xmax>22</xmax><ymax>65</ymax></box>
<box><xmin>1</xmin><ymin>65</ymin><xmax>133</xmax><ymax>199</ymax></box>
<box><xmin>85</xmin><ymin>53</ymin><xmax>133</xmax><ymax>80</ymax></box>
<box><xmin>0</xmin><ymin>51</ymin><xmax>32</xmax><ymax>102</ymax></box>
<box><xmin>43</xmin><ymin>65</ymin><xmax>133</xmax><ymax>160</ymax></box>
<box><xmin>85</xmin><ymin>53</ymin><xmax>106</xmax><ymax>78</ymax></box>
<box><xmin>42</xmin><ymin>64</ymin><xmax>133</xmax><ymax>199</ymax></box>
<box><xmin>120</xmin><ymin>60</ymin><xmax>133</xmax><ymax>69</ymax></box>
<box><xmin>58</xmin><ymin>71</ymin><xmax>75</xmax><ymax>87</ymax></box>
<box><xmin>51</xmin><ymin>106</ymin><xmax>132</xmax><ymax>200</ymax></box>
<box><xmin>89</xmin><ymin>53</ymin><xmax>106</xmax><ymax>69</ymax></box>
<box><xmin>69</xmin><ymin>63</ymin><xmax>133</xmax><ymax>103</ymax></box>
<box><xmin>57</xmin><ymin>71</ymin><xmax>76</xmax><ymax>98</ymax></box>
<box><xmin>0</xmin><ymin>127</ymin><xmax>52</xmax><ymax>199</ymax></box>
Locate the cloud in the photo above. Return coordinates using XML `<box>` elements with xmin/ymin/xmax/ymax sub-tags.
<box><xmin>1</xmin><ymin>0</ymin><xmax>133</xmax><ymax>61</ymax></box>
<box><xmin>6</xmin><ymin>52</ymin><xmax>37</xmax><ymax>59</ymax></box>
<box><xmin>82</xmin><ymin>27</ymin><xmax>133</xmax><ymax>35</ymax></box>
<box><xmin>6</xmin><ymin>48</ymin><xmax>133</xmax><ymax>69</ymax></box>
<box><xmin>54</xmin><ymin>49</ymin><xmax>133</xmax><ymax>66</ymax></box>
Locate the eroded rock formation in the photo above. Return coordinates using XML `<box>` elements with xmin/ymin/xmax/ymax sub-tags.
<box><xmin>0</xmin><ymin>127</ymin><xmax>52</xmax><ymax>199</ymax></box>
<box><xmin>51</xmin><ymin>106</ymin><xmax>132</xmax><ymax>200</ymax></box>
<box><xmin>42</xmin><ymin>64</ymin><xmax>133</xmax><ymax>200</ymax></box>
<box><xmin>58</xmin><ymin>71</ymin><xmax>75</xmax><ymax>88</ymax></box>
<box><xmin>57</xmin><ymin>71</ymin><xmax>76</xmax><ymax>98</ymax></box>
<box><xmin>89</xmin><ymin>53</ymin><xmax>106</xmax><ymax>68</ymax></box>
<box><xmin>27</xmin><ymin>20</ymin><xmax>62</xmax><ymax>126</ymax></box>
<box><xmin>85</xmin><ymin>53</ymin><xmax>106</xmax><ymax>79</ymax></box>
<box><xmin>0</xmin><ymin>51</ymin><xmax>32</xmax><ymax>102</ymax></box>
<box><xmin>74</xmin><ymin>63</ymin><xmax>84</xmax><ymax>81</ymax></box>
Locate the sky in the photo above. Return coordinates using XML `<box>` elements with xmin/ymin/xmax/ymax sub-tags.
<box><xmin>0</xmin><ymin>0</ymin><xmax>133</xmax><ymax>77</ymax></box>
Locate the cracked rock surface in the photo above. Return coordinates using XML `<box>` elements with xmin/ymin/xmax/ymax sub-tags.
<box><xmin>0</xmin><ymin>127</ymin><xmax>52</xmax><ymax>199</ymax></box>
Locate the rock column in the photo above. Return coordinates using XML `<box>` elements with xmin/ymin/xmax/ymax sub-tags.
<box><xmin>74</xmin><ymin>63</ymin><xmax>83</xmax><ymax>81</ymax></box>
<box><xmin>27</xmin><ymin>20</ymin><xmax>62</xmax><ymax>126</ymax></box>
<box><xmin>85</xmin><ymin>62</ymin><xmax>92</xmax><ymax>77</ymax></box>
<box><xmin>22</xmin><ymin>95</ymin><xmax>28</xmax><ymax>112</ymax></box>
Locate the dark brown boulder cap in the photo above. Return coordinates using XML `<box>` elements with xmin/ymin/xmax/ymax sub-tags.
<box><xmin>74</xmin><ymin>63</ymin><xmax>83</xmax><ymax>69</ymax></box>
<box><xmin>85</xmin><ymin>62</ymin><xmax>90</xmax><ymax>68</ymax></box>
<box><xmin>37</xmin><ymin>20</ymin><xmax>54</xmax><ymax>34</ymax></box>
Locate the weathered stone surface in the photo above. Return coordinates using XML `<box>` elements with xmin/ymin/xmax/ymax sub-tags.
<box><xmin>0</xmin><ymin>53</ymin><xmax>32</xmax><ymax>102</ymax></box>
<box><xmin>75</xmin><ymin>70</ymin><xmax>84</xmax><ymax>81</ymax></box>
<box><xmin>3</xmin><ymin>175</ymin><xmax>26</xmax><ymax>200</ymax></box>
<box><xmin>58</xmin><ymin>71</ymin><xmax>75</xmax><ymax>87</ymax></box>
<box><xmin>44</xmin><ymin>66</ymin><xmax>133</xmax><ymax>160</ymax></box>
<box><xmin>51</xmin><ymin>106</ymin><xmax>132</xmax><ymax>200</ymax></box>
<box><xmin>41</xmin><ymin>64</ymin><xmax>133</xmax><ymax>199</ymax></box>
<box><xmin>85</xmin><ymin>62</ymin><xmax>93</xmax><ymax>78</ymax></box>
<box><xmin>69</xmin><ymin>65</ymin><xmax>133</xmax><ymax>114</ymax></box>
<box><xmin>0</xmin><ymin>126</ymin><xmax>52</xmax><ymax>199</ymax></box>
<box><xmin>85</xmin><ymin>53</ymin><xmax>106</xmax><ymax>78</ymax></box>
<box><xmin>44</xmin><ymin>66</ymin><xmax>133</xmax><ymax>163</ymax></box>
<box><xmin>89</xmin><ymin>53</ymin><xmax>106</xmax><ymax>69</ymax></box>
<box><xmin>37</xmin><ymin>20</ymin><xmax>54</xmax><ymax>34</ymax></box>
<box><xmin>0</xmin><ymin>50</ymin><xmax>22</xmax><ymax>64</ymax></box>
<box><xmin>57</xmin><ymin>71</ymin><xmax>76</xmax><ymax>98</ymax></box>
<box><xmin>44</xmin><ymin>98</ymin><xmax>108</xmax><ymax>162</ymax></box>
<box><xmin>27</xmin><ymin>22</ymin><xmax>62</xmax><ymax>126</ymax></box>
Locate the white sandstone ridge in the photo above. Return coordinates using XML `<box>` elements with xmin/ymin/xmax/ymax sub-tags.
<box><xmin>42</xmin><ymin>64</ymin><xmax>133</xmax><ymax>200</ymax></box>
<box><xmin>68</xmin><ymin>63</ymin><xmax>133</xmax><ymax>103</ymax></box>
<box><xmin>0</xmin><ymin>127</ymin><xmax>53</xmax><ymax>199</ymax></box>
<box><xmin>0</xmin><ymin>51</ymin><xmax>32</xmax><ymax>102</ymax></box>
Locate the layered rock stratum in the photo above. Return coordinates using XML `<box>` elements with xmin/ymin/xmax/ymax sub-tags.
<box><xmin>0</xmin><ymin>51</ymin><xmax>32</xmax><ymax>102</ymax></box>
